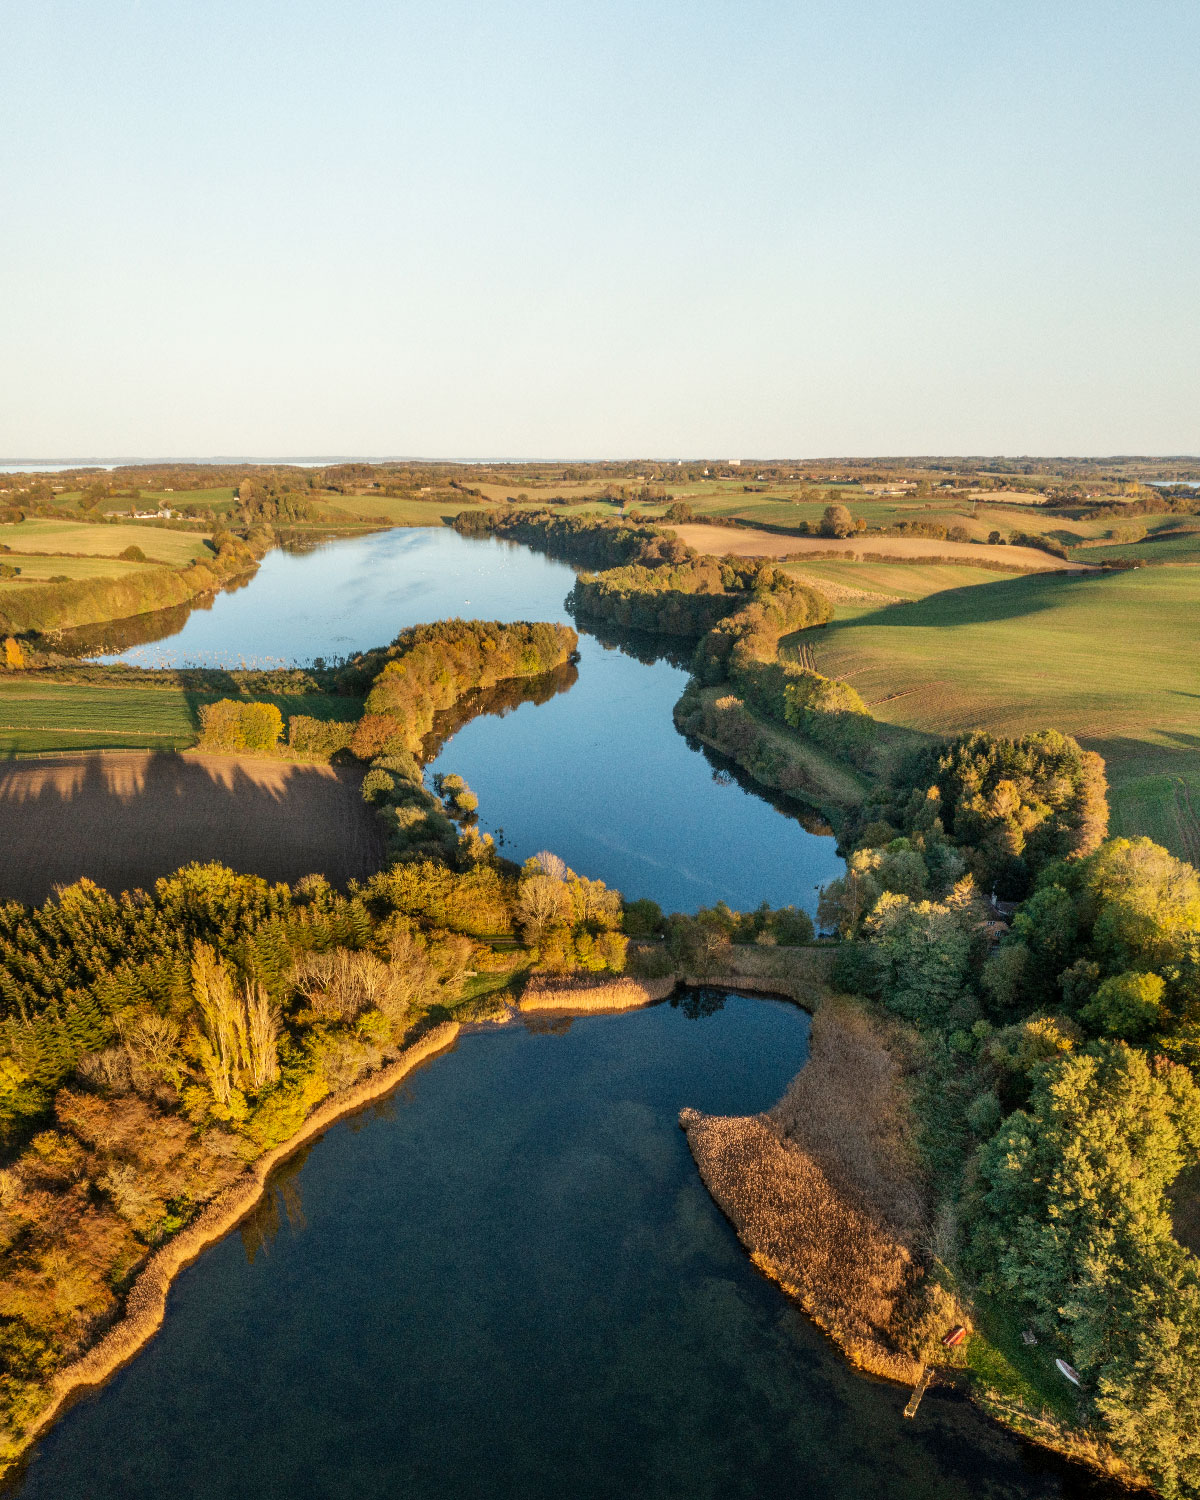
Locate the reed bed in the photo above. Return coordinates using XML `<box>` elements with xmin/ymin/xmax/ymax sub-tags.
<box><xmin>681</xmin><ymin>990</ymin><xmax>928</xmax><ymax>1385</ymax></box>
<box><xmin>682</xmin><ymin>1109</ymin><xmax>923</xmax><ymax>1384</ymax></box>
<box><xmin>769</xmin><ymin>998</ymin><xmax>926</xmax><ymax>1241</ymax></box>
<box><xmin>519</xmin><ymin>974</ymin><xmax>675</xmax><ymax>1013</ymax></box>
<box><xmin>22</xmin><ymin>1022</ymin><xmax>460</xmax><ymax>1452</ymax></box>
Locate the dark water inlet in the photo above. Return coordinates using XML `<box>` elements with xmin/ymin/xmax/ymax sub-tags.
<box><xmin>9</xmin><ymin>994</ymin><xmax>1121</xmax><ymax>1500</ymax></box>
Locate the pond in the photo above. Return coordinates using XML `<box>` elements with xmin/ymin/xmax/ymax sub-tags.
<box><xmin>8</xmin><ymin>993</ymin><xmax>1118</xmax><ymax>1500</ymax></box>
<box><xmin>92</xmin><ymin>526</ymin><xmax>844</xmax><ymax>915</ymax></box>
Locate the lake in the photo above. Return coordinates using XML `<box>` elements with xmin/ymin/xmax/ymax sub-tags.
<box><xmin>8</xmin><ymin>993</ymin><xmax>1119</xmax><ymax>1500</ymax></box>
<box><xmin>92</xmin><ymin>526</ymin><xmax>844</xmax><ymax>915</ymax></box>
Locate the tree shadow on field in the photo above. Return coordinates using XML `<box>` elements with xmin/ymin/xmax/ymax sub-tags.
<box><xmin>823</xmin><ymin>569</ymin><xmax>1106</xmax><ymax>635</ymax></box>
<box><xmin>0</xmin><ymin>750</ymin><xmax>387</xmax><ymax>908</ymax></box>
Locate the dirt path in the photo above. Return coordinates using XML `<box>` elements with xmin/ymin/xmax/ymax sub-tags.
<box><xmin>0</xmin><ymin>750</ymin><xmax>385</xmax><ymax>906</ymax></box>
<box><xmin>668</xmin><ymin>523</ymin><xmax>1087</xmax><ymax>572</ymax></box>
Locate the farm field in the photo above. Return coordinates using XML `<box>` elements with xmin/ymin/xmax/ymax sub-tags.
<box><xmin>0</xmin><ymin>518</ymin><xmax>211</xmax><ymax>565</ymax></box>
<box><xmin>0</xmin><ymin>554</ymin><xmax>145</xmax><ymax>584</ymax></box>
<box><xmin>0</xmin><ymin>751</ymin><xmax>384</xmax><ymax>906</ymax></box>
<box><xmin>667</xmin><ymin>522</ymin><xmax>1085</xmax><ymax>572</ymax></box>
<box><xmin>640</xmin><ymin>483</ymin><xmax>1191</xmax><ymax>548</ymax></box>
<box><xmin>316</xmin><ymin>492</ymin><xmax>492</xmax><ymax>527</ymax></box>
<box><xmin>0</xmin><ymin>680</ymin><xmax>354</xmax><ymax>756</ymax></box>
<box><xmin>779</xmin><ymin>558</ymin><xmax>1023</xmax><ymax>603</ymax></box>
<box><xmin>1070</xmin><ymin>528</ymin><xmax>1200</xmax><ymax>565</ymax></box>
<box><xmin>806</xmin><ymin>565</ymin><xmax>1200</xmax><ymax>863</ymax></box>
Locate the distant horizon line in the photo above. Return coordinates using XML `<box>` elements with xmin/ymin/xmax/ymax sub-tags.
<box><xmin>4</xmin><ymin>452</ymin><xmax>1200</xmax><ymax>470</ymax></box>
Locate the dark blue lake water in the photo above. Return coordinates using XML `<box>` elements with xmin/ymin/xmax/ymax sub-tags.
<box><xmin>10</xmin><ymin>995</ymin><xmax>1117</xmax><ymax>1500</ymax></box>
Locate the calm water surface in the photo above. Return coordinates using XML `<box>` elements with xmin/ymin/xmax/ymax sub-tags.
<box><xmin>95</xmin><ymin>528</ymin><xmax>843</xmax><ymax>913</ymax></box>
<box><xmin>11</xmin><ymin>995</ymin><xmax>1116</xmax><ymax>1500</ymax></box>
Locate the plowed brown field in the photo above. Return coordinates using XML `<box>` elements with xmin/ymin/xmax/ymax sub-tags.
<box><xmin>0</xmin><ymin>751</ymin><xmax>385</xmax><ymax>906</ymax></box>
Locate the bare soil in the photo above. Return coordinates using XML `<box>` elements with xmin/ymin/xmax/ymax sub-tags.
<box><xmin>0</xmin><ymin>750</ymin><xmax>386</xmax><ymax>906</ymax></box>
<box><xmin>669</xmin><ymin>523</ymin><xmax>1087</xmax><ymax>571</ymax></box>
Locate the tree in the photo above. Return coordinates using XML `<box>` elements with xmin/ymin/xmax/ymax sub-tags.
<box><xmin>819</xmin><ymin>503</ymin><xmax>854</xmax><ymax>538</ymax></box>
<box><xmin>1081</xmin><ymin>969</ymin><xmax>1165</xmax><ymax>1039</ymax></box>
<box><xmin>517</xmin><ymin>874</ymin><xmax>570</xmax><ymax>941</ymax></box>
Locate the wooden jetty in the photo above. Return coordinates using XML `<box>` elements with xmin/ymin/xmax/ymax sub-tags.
<box><xmin>904</xmin><ymin>1365</ymin><xmax>934</xmax><ymax>1419</ymax></box>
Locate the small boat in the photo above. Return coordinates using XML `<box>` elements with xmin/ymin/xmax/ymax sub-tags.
<box><xmin>941</xmin><ymin>1325</ymin><xmax>967</xmax><ymax>1348</ymax></box>
<box><xmin>1056</xmin><ymin>1359</ymin><xmax>1082</xmax><ymax>1386</ymax></box>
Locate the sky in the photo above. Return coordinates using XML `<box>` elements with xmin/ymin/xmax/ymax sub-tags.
<box><xmin>2</xmin><ymin>0</ymin><xmax>1197</xmax><ymax>460</ymax></box>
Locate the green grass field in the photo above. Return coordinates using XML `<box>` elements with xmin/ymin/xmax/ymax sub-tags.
<box><xmin>0</xmin><ymin>682</ymin><xmax>200</xmax><ymax>753</ymax></box>
<box><xmin>0</xmin><ymin>554</ymin><xmax>145</xmax><ymax>586</ymax></box>
<box><xmin>0</xmin><ymin>519</ymin><xmax>211</xmax><ymax>565</ymax></box>
<box><xmin>804</xmin><ymin>566</ymin><xmax>1200</xmax><ymax>861</ymax></box>
<box><xmin>0</xmin><ymin>681</ymin><xmax>356</xmax><ymax>757</ymax></box>
<box><xmin>1070</xmin><ymin>528</ymin><xmax>1200</xmax><ymax>565</ymax></box>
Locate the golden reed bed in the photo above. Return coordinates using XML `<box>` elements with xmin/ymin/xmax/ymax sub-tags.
<box><xmin>681</xmin><ymin>994</ymin><xmax>928</xmax><ymax>1385</ymax></box>
<box><xmin>23</xmin><ymin>1022</ymin><xmax>461</xmax><ymax>1451</ymax></box>
<box><xmin>519</xmin><ymin>974</ymin><xmax>676</xmax><ymax>1013</ymax></box>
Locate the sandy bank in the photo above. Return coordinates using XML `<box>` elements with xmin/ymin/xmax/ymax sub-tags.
<box><xmin>23</xmin><ymin>1023</ymin><xmax>460</xmax><ymax>1455</ymax></box>
<box><xmin>668</xmin><ymin>523</ymin><xmax>1086</xmax><ymax>572</ymax></box>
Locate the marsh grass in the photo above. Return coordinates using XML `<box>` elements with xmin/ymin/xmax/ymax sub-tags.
<box><xmin>679</xmin><ymin>968</ymin><xmax>940</xmax><ymax>1385</ymax></box>
<box><xmin>519</xmin><ymin>974</ymin><xmax>675</xmax><ymax>1013</ymax></box>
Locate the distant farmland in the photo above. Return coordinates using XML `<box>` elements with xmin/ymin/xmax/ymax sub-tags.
<box><xmin>0</xmin><ymin>751</ymin><xmax>385</xmax><ymax>906</ymax></box>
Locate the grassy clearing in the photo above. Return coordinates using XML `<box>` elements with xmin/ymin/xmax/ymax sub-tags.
<box><xmin>807</xmin><ymin>565</ymin><xmax>1200</xmax><ymax>857</ymax></box>
<box><xmin>0</xmin><ymin>519</ymin><xmax>210</xmax><ymax>565</ymax></box>
<box><xmin>966</xmin><ymin>1297</ymin><xmax>1079</xmax><ymax>1425</ymax></box>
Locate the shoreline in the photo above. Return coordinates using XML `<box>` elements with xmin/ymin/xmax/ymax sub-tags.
<box><xmin>11</xmin><ymin>1022</ymin><xmax>461</xmax><ymax>1475</ymax></box>
<box><xmin>5</xmin><ymin>958</ymin><xmax>1147</xmax><ymax>1493</ymax></box>
<box><xmin>675</xmin><ymin>978</ymin><xmax>1145</xmax><ymax>1492</ymax></box>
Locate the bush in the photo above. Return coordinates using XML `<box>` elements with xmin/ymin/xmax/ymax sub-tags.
<box><xmin>361</xmin><ymin>768</ymin><xmax>396</xmax><ymax>805</ymax></box>
<box><xmin>287</xmin><ymin>715</ymin><xmax>356</xmax><ymax>758</ymax></box>
<box><xmin>119</xmin><ymin>544</ymin><xmax>148</xmax><ymax>562</ymax></box>
<box><xmin>197</xmin><ymin>699</ymin><xmax>284</xmax><ymax>753</ymax></box>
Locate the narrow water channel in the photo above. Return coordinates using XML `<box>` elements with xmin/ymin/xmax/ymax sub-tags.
<box><xmin>9</xmin><ymin>995</ymin><xmax>1118</xmax><ymax>1500</ymax></box>
<box><xmin>94</xmin><ymin>527</ymin><xmax>844</xmax><ymax>914</ymax></box>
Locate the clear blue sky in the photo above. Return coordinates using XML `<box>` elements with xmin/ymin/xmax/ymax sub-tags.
<box><xmin>2</xmin><ymin>0</ymin><xmax>1197</xmax><ymax>459</ymax></box>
